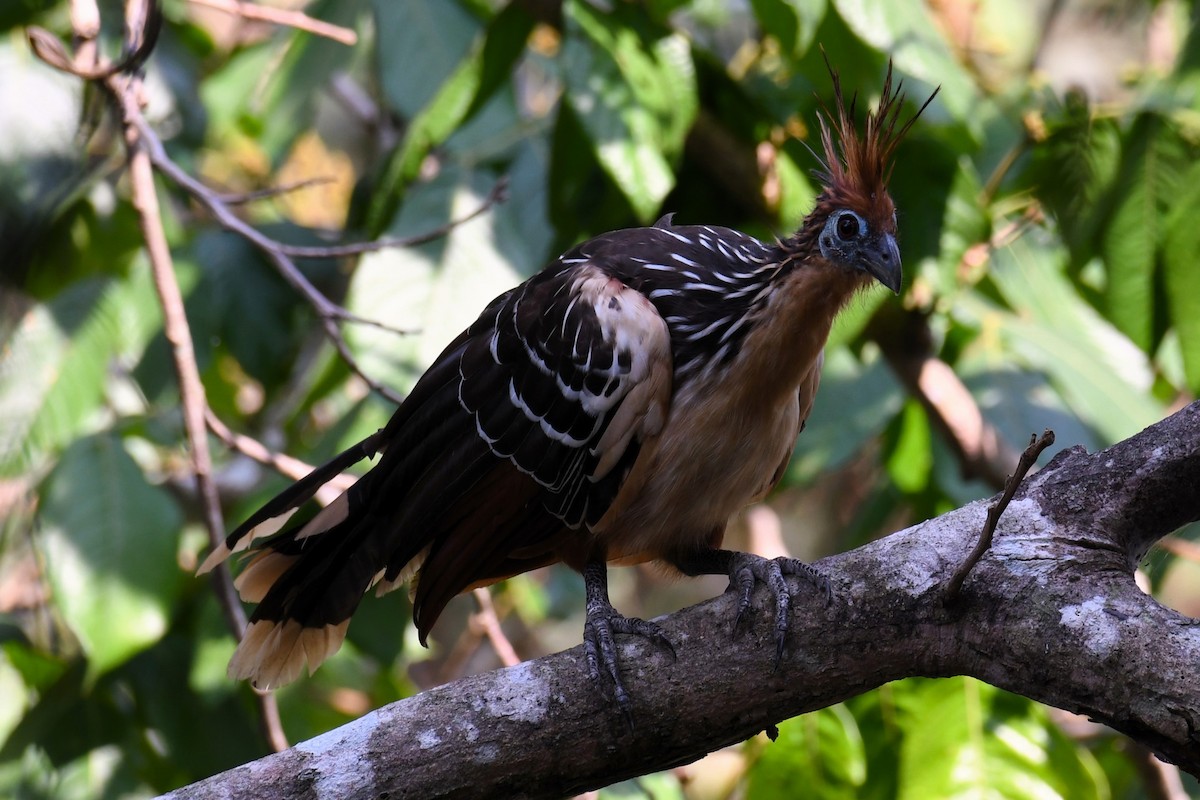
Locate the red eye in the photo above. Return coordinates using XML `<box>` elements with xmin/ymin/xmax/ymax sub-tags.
<box><xmin>836</xmin><ymin>214</ymin><xmax>861</xmax><ymax>240</ymax></box>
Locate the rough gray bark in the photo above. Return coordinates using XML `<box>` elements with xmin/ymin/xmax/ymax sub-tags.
<box><xmin>160</xmin><ymin>402</ymin><xmax>1200</xmax><ymax>800</ymax></box>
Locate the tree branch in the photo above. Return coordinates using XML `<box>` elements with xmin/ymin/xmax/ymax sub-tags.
<box><xmin>160</xmin><ymin>402</ymin><xmax>1200</xmax><ymax>799</ymax></box>
<box><xmin>188</xmin><ymin>0</ymin><xmax>358</xmax><ymax>45</ymax></box>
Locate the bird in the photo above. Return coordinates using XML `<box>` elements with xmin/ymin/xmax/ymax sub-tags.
<box><xmin>199</xmin><ymin>60</ymin><xmax>936</xmax><ymax>717</ymax></box>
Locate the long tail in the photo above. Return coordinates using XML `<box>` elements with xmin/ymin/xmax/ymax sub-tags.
<box><xmin>199</xmin><ymin>339</ymin><xmax>476</xmax><ymax>689</ymax></box>
<box><xmin>197</xmin><ymin>433</ymin><xmax>392</xmax><ymax>689</ymax></box>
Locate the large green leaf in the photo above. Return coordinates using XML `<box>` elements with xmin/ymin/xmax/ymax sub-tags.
<box><xmin>746</xmin><ymin>705</ymin><xmax>865</xmax><ymax>799</ymax></box>
<box><xmin>37</xmin><ymin>434</ymin><xmax>184</xmax><ymax>678</ymax></box>
<box><xmin>962</xmin><ymin>234</ymin><xmax>1162</xmax><ymax>445</ymax></box>
<box><xmin>0</xmin><ymin>267</ymin><xmax>162</xmax><ymax>477</ymax></box>
<box><xmin>787</xmin><ymin>347</ymin><xmax>904</xmax><ymax>485</ymax></box>
<box><xmin>831</xmin><ymin>0</ymin><xmax>974</xmax><ymax>129</ymax></box>
<box><xmin>348</xmin><ymin>167</ymin><xmax>525</xmax><ymax>391</ymax></box>
<box><xmin>1162</xmin><ymin>159</ymin><xmax>1200</xmax><ymax>393</ymax></box>
<box><xmin>366</xmin><ymin>3</ymin><xmax>534</xmax><ymax>235</ymax></box>
<box><xmin>892</xmin><ymin>679</ymin><xmax>1106</xmax><ymax>800</ymax></box>
<box><xmin>560</xmin><ymin>0</ymin><xmax>697</xmax><ymax>222</ymax></box>
<box><xmin>1101</xmin><ymin>114</ymin><xmax>1187</xmax><ymax>352</ymax></box>
<box><xmin>1028</xmin><ymin>99</ymin><xmax>1121</xmax><ymax>266</ymax></box>
<box><xmin>373</xmin><ymin>0</ymin><xmax>480</xmax><ymax>119</ymax></box>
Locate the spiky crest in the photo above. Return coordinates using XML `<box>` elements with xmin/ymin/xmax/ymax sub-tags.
<box><xmin>808</xmin><ymin>50</ymin><xmax>939</xmax><ymax>232</ymax></box>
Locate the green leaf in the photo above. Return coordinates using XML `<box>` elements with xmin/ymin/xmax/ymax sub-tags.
<box><xmin>1101</xmin><ymin>115</ymin><xmax>1187</xmax><ymax>351</ymax></box>
<box><xmin>890</xmin><ymin>679</ymin><xmax>1106</xmax><ymax>800</ymax></box>
<box><xmin>366</xmin><ymin>5</ymin><xmax>532</xmax><ymax>235</ymax></box>
<box><xmin>749</xmin><ymin>0</ymin><xmax>827</xmax><ymax>57</ymax></box>
<box><xmin>885</xmin><ymin>400</ymin><xmax>932</xmax><ymax>494</ymax></box>
<box><xmin>746</xmin><ymin>705</ymin><xmax>865</xmax><ymax>798</ymax></box>
<box><xmin>931</xmin><ymin>158</ymin><xmax>989</xmax><ymax>298</ymax></box>
<box><xmin>560</xmin><ymin>0</ymin><xmax>697</xmax><ymax>222</ymax></box>
<box><xmin>831</xmin><ymin>0</ymin><xmax>973</xmax><ymax>130</ymax></box>
<box><xmin>1029</xmin><ymin>98</ymin><xmax>1121</xmax><ymax>266</ymax></box>
<box><xmin>1162</xmin><ymin>159</ymin><xmax>1200</xmax><ymax>393</ymax></box>
<box><xmin>374</xmin><ymin>0</ymin><xmax>480</xmax><ymax>118</ymax></box>
<box><xmin>965</xmin><ymin>233</ymin><xmax>1162</xmax><ymax>445</ymax></box>
<box><xmin>349</xmin><ymin>167</ymin><xmax>525</xmax><ymax>391</ymax></box>
<box><xmin>37</xmin><ymin>434</ymin><xmax>185</xmax><ymax>678</ymax></box>
<box><xmin>250</xmin><ymin>0</ymin><xmax>365</xmax><ymax>159</ymax></box>
<box><xmin>0</xmin><ymin>267</ymin><xmax>162</xmax><ymax>477</ymax></box>
<box><xmin>788</xmin><ymin>348</ymin><xmax>904</xmax><ymax>484</ymax></box>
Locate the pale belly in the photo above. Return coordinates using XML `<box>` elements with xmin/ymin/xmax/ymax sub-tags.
<box><xmin>600</xmin><ymin>377</ymin><xmax>801</xmax><ymax>561</ymax></box>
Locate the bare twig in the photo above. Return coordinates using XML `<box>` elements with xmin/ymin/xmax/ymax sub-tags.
<box><xmin>188</xmin><ymin>0</ymin><xmax>358</xmax><ymax>45</ymax></box>
<box><xmin>127</xmin><ymin>113</ymin><xmax>408</xmax><ymax>402</ymax></box>
<box><xmin>945</xmin><ymin>429</ymin><xmax>1056</xmax><ymax>603</ymax></box>
<box><xmin>28</xmin><ymin>0</ymin><xmax>294</xmax><ymax>754</ymax></box>
<box><xmin>217</xmin><ymin>176</ymin><xmax>336</xmax><ymax>205</ymax></box>
<box><xmin>272</xmin><ymin>177</ymin><xmax>509</xmax><ymax>258</ymax></box>
<box><xmin>205</xmin><ymin>409</ymin><xmax>354</xmax><ymax>505</ymax></box>
<box><xmin>471</xmin><ymin>588</ymin><xmax>521</xmax><ymax>668</ymax></box>
<box><xmin>119</xmin><ymin>72</ymin><xmax>292</xmax><ymax>759</ymax></box>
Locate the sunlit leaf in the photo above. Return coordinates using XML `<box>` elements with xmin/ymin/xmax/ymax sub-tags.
<box><xmin>893</xmin><ymin>678</ymin><xmax>1106</xmax><ymax>800</ymax></box>
<box><xmin>0</xmin><ymin>267</ymin><xmax>161</xmax><ymax>477</ymax></box>
<box><xmin>561</xmin><ymin>0</ymin><xmax>697</xmax><ymax>221</ymax></box>
<box><xmin>886</xmin><ymin>400</ymin><xmax>932</xmax><ymax>494</ymax></box>
<box><xmin>349</xmin><ymin>167</ymin><xmax>524</xmax><ymax>391</ymax></box>
<box><xmin>831</xmin><ymin>0</ymin><xmax>973</xmax><ymax>129</ymax></box>
<box><xmin>1162</xmin><ymin>159</ymin><xmax>1200</xmax><ymax>393</ymax></box>
<box><xmin>38</xmin><ymin>434</ymin><xmax>184</xmax><ymax>678</ymax></box>
<box><xmin>746</xmin><ymin>705</ymin><xmax>865</xmax><ymax>798</ymax></box>
<box><xmin>965</xmin><ymin>234</ymin><xmax>1162</xmax><ymax>444</ymax></box>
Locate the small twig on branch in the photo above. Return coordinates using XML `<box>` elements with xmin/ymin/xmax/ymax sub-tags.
<box><xmin>127</xmin><ymin>113</ymin><xmax>409</xmax><ymax>402</ymax></box>
<box><xmin>272</xmin><ymin>177</ymin><xmax>510</xmax><ymax>258</ymax></box>
<box><xmin>188</xmin><ymin>0</ymin><xmax>358</xmax><ymax>45</ymax></box>
<box><xmin>945</xmin><ymin>429</ymin><xmax>1055</xmax><ymax>603</ymax></box>
<box><xmin>205</xmin><ymin>409</ymin><xmax>354</xmax><ymax>504</ymax></box>
<box><xmin>217</xmin><ymin>176</ymin><xmax>336</xmax><ymax>205</ymax></box>
<box><xmin>30</xmin><ymin>0</ymin><xmax>293</xmax><ymax>754</ymax></box>
<box><xmin>471</xmin><ymin>588</ymin><xmax>521</xmax><ymax>668</ymax></box>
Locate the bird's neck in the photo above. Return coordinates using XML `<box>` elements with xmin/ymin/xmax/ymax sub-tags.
<box><xmin>732</xmin><ymin>257</ymin><xmax>867</xmax><ymax>398</ymax></box>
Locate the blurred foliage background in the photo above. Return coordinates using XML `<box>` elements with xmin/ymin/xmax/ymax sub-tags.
<box><xmin>2</xmin><ymin>0</ymin><xmax>1200</xmax><ymax>797</ymax></box>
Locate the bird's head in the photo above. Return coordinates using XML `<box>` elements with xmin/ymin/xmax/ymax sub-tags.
<box><xmin>789</xmin><ymin>56</ymin><xmax>938</xmax><ymax>295</ymax></box>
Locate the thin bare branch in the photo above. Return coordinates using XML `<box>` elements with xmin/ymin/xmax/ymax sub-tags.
<box><xmin>37</xmin><ymin>0</ymin><xmax>295</xmax><ymax>753</ymax></box>
<box><xmin>189</xmin><ymin>0</ymin><xmax>358</xmax><ymax>45</ymax></box>
<box><xmin>944</xmin><ymin>429</ymin><xmax>1056</xmax><ymax>603</ymax></box>
<box><xmin>217</xmin><ymin>176</ymin><xmax>336</xmax><ymax>205</ymax></box>
<box><xmin>272</xmin><ymin>177</ymin><xmax>509</xmax><ymax>258</ymax></box>
<box><xmin>471</xmin><ymin>588</ymin><xmax>521</xmax><ymax>668</ymax></box>
<box><xmin>205</xmin><ymin>409</ymin><xmax>353</xmax><ymax>504</ymax></box>
<box><xmin>127</xmin><ymin>113</ymin><xmax>408</xmax><ymax>401</ymax></box>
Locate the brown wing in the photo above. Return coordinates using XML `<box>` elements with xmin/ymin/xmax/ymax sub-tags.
<box><xmin>206</xmin><ymin>257</ymin><xmax>671</xmax><ymax>688</ymax></box>
<box><xmin>413</xmin><ymin>260</ymin><xmax>672</xmax><ymax>632</ymax></box>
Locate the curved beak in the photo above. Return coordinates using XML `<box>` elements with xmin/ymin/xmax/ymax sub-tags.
<box><xmin>861</xmin><ymin>233</ymin><xmax>902</xmax><ymax>295</ymax></box>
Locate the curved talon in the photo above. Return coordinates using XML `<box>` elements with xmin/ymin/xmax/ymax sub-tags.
<box><xmin>583</xmin><ymin>610</ymin><xmax>673</xmax><ymax>727</ymax></box>
<box><xmin>723</xmin><ymin>552</ymin><xmax>831</xmax><ymax>667</ymax></box>
<box><xmin>582</xmin><ymin>560</ymin><xmax>675</xmax><ymax>726</ymax></box>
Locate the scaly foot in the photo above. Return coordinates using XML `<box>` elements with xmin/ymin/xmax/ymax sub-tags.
<box><xmin>582</xmin><ymin>560</ymin><xmax>675</xmax><ymax>726</ymax></box>
<box><xmin>675</xmin><ymin>548</ymin><xmax>831</xmax><ymax>666</ymax></box>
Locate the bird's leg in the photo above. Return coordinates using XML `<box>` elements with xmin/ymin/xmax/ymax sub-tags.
<box><xmin>673</xmin><ymin>549</ymin><xmax>832</xmax><ymax>666</ymax></box>
<box><xmin>582</xmin><ymin>560</ymin><xmax>675</xmax><ymax>723</ymax></box>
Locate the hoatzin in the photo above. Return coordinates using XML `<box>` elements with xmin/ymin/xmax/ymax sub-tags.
<box><xmin>200</xmin><ymin>63</ymin><xmax>935</xmax><ymax>715</ymax></box>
